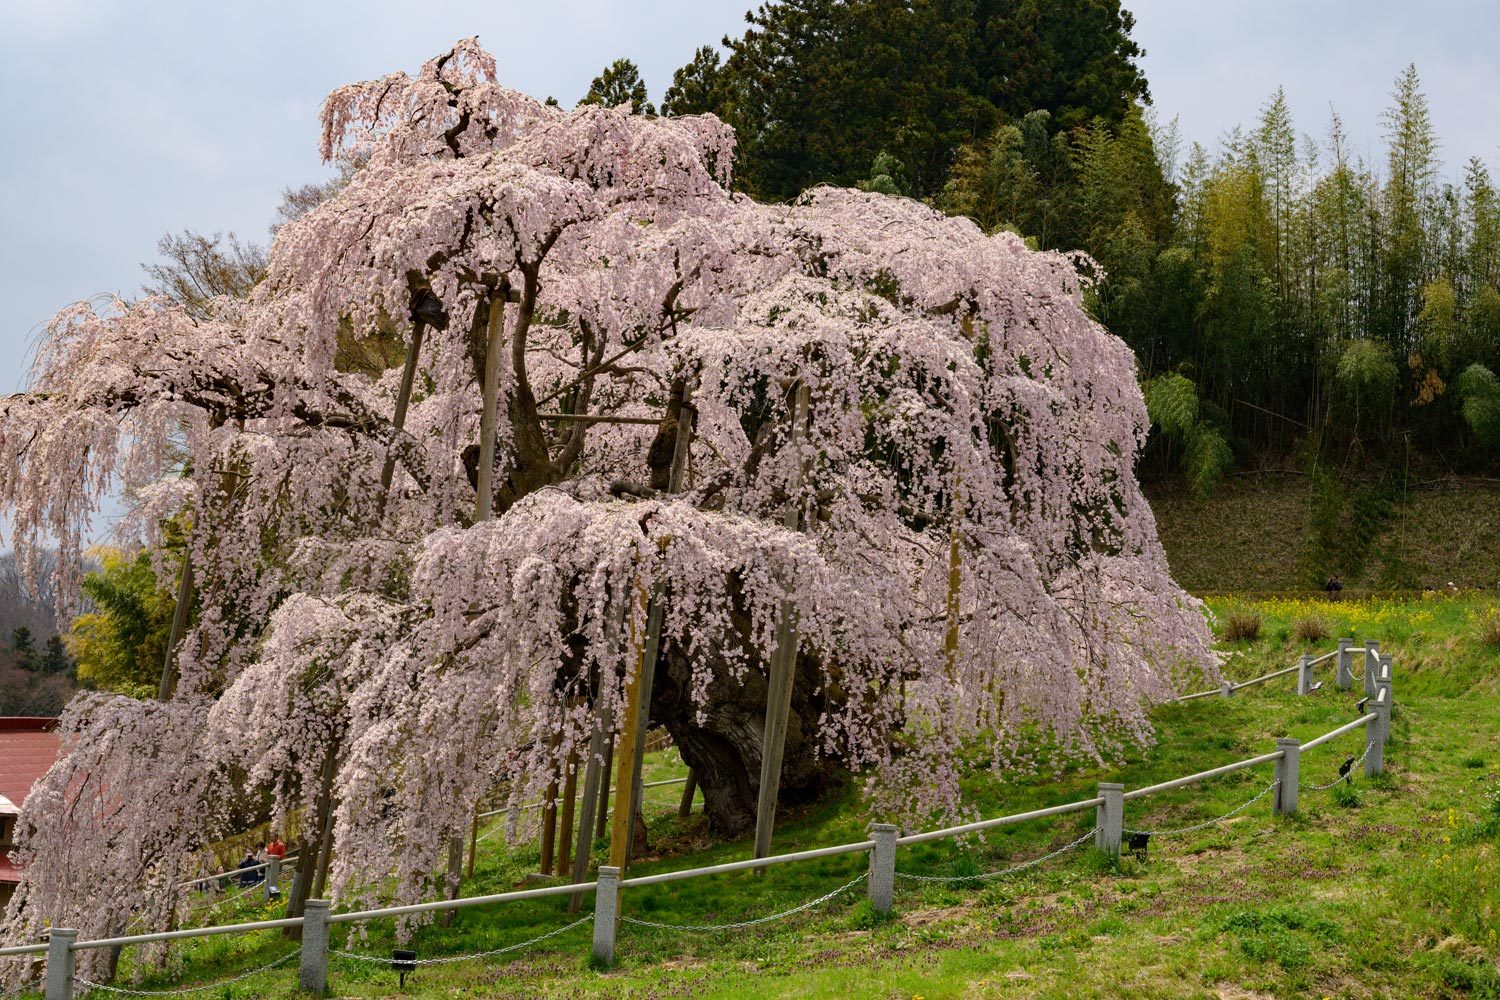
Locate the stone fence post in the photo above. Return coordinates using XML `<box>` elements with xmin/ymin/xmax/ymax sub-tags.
<box><xmin>298</xmin><ymin>899</ymin><xmax>329</xmax><ymax>994</ymax></box>
<box><xmin>868</xmin><ymin>823</ymin><xmax>898</xmax><ymax>915</ymax></box>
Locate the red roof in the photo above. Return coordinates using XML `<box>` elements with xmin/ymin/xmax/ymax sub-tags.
<box><xmin>0</xmin><ymin>717</ymin><xmax>62</xmax><ymax>885</ymax></box>
<box><xmin>0</xmin><ymin>717</ymin><xmax>62</xmax><ymax>811</ymax></box>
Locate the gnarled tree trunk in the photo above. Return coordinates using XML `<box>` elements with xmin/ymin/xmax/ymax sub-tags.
<box><xmin>650</xmin><ymin>635</ymin><xmax>839</xmax><ymax>836</ymax></box>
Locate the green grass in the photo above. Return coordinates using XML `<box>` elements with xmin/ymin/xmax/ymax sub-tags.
<box><xmin>27</xmin><ymin>595</ymin><xmax>1500</xmax><ymax>998</ymax></box>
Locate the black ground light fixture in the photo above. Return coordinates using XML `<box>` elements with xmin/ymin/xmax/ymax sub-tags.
<box><xmin>1339</xmin><ymin>757</ymin><xmax>1355</xmax><ymax>782</ymax></box>
<box><xmin>1127</xmin><ymin>832</ymin><xmax>1150</xmax><ymax>861</ymax></box>
<box><xmin>392</xmin><ymin>949</ymin><xmax>417</xmax><ymax>988</ymax></box>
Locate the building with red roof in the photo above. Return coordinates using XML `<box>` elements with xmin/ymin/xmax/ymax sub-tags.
<box><xmin>0</xmin><ymin>717</ymin><xmax>62</xmax><ymax>907</ymax></box>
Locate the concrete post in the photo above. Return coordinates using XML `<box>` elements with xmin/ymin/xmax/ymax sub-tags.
<box><xmin>1273</xmin><ymin>738</ymin><xmax>1300</xmax><ymax>815</ymax></box>
<box><xmin>1362</xmin><ymin>640</ymin><xmax>1380</xmax><ymax>697</ymax></box>
<box><xmin>1095</xmin><ymin>783</ymin><xmax>1123</xmax><ymax>860</ymax></box>
<box><xmin>298</xmin><ymin>899</ymin><xmax>329</xmax><ymax>995</ymax></box>
<box><xmin>1335</xmin><ymin>638</ymin><xmax>1353</xmax><ymax>690</ymax></box>
<box><xmin>44</xmin><ymin>928</ymin><xmax>76</xmax><ymax>1000</ymax></box>
<box><xmin>592</xmin><ymin>866</ymin><xmax>620</xmax><ymax>967</ymax></box>
<box><xmin>868</xmin><ymin>823</ymin><xmax>898</xmax><ymax>915</ymax></box>
<box><xmin>1366</xmin><ymin>682</ymin><xmax>1390</xmax><ymax>777</ymax></box>
<box><xmin>265</xmin><ymin>856</ymin><xmax>281</xmax><ymax>902</ymax></box>
<box><xmin>1220</xmin><ymin>681</ymin><xmax>1234</xmax><ymax>698</ymax></box>
<box><xmin>1296</xmin><ymin>654</ymin><xmax>1314</xmax><ymax>696</ymax></box>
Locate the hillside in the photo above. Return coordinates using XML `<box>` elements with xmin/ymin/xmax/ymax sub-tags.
<box><xmin>53</xmin><ymin>595</ymin><xmax>1500</xmax><ymax>999</ymax></box>
<box><xmin>1148</xmin><ymin>476</ymin><xmax>1500</xmax><ymax>594</ymax></box>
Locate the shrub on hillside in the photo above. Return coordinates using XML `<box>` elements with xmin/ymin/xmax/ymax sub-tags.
<box><xmin>1477</xmin><ymin>608</ymin><xmax>1500</xmax><ymax>648</ymax></box>
<box><xmin>1222</xmin><ymin>613</ymin><xmax>1262</xmax><ymax>642</ymax></box>
<box><xmin>1293</xmin><ymin>617</ymin><xmax>1329</xmax><ymax>642</ymax></box>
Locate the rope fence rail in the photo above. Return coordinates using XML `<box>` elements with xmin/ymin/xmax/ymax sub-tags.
<box><xmin>3</xmin><ymin>640</ymin><xmax>1398</xmax><ymax>1000</ymax></box>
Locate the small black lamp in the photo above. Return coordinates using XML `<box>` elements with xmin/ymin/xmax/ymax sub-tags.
<box><xmin>392</xmin><ymin>949</ymin><xmax>417</xmax><ymax>989</ymax></box>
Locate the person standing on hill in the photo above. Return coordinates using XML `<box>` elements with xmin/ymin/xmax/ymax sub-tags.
<box><xmin>265</xmin><ymin>833</ymin><xmax>286</xmax><ymax>863</ymax></box>
<box><xmin>1324</xmin><ymin>574</ymin><xmax>1343</xmax><ymax>599</ymax></box>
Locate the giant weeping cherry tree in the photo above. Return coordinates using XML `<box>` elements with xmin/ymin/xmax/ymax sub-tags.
<box><xmin>0</xmin><ymin>39</ymin><xmax>1213</xmax><ymax>962</ymax></box>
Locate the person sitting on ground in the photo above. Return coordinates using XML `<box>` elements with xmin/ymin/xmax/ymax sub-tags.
<box><xmin>1323</xmin><ymin>574</ymin><xmax>1343</xmax><ymax>599</ymax></box>
<box><xmin>235</xmin><ymin>851</ymin><xmax>263</xmax><ymax>887</ymax></box>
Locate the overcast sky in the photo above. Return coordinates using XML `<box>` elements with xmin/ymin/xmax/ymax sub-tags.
<box><xmin>2</xmin><ymin>0</ymin><xmax>1496</xmax><ymax>392</ymax></box>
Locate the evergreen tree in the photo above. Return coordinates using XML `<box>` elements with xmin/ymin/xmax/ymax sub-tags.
<box><xmin>40</xmin><ymin>635</ymin><xmax>71</xmax><ymax>676</ymax></box>
<box><xmin>971</xmin><ymin>0</ymin><xmax>1150</xmax><ymax>130</ymax></box>
<box><xmin>672</xmin><ymin>0</ymin><xmax>1146</xmax><ymax>200</ymax></box>
<box><xmin>9</xmin><ymin>625</ymin><xmax>34</xmax><ymax>670</ymax></box>
<box><xmin>662</xmin><ymin>45</ymin><xmax>725</xmax><ymax>117</ymax></box>
<box><xmin>579</xmin><ymin>58</ymin><xmax>655</xmax><ymax>115</ymax></box>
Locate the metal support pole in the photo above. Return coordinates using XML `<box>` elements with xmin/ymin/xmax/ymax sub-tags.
<box><xmin>1273</xmin><ymin>739</ymin><xmax>1300</xmax><ymax>815</ymax></box>
<box><xmin>677</xmin><ymin>769</ymin><xmax>698</xmax><ymax>818</ymax></box>
<box><xmin>44</xmin><ymin>929</ymin><xmax>76</xmax><ymax>1000</ymax></box>
<box><xmin>298</xmin><ymin>899</ymin><xmax>329</xmax><ymax>995</ymax></box>
<box><xmin>265</xmin><ymin>856</ymin><xmax>280</xmax><ymax>902</ymax></box>
<box><xmin>867</xmin><ymin>823</ymin><xmax>898</xmax><ymax>914</ymax></box>
<box><xmin>1335</xmin><ymin>638</ymin><xmax>1353</xmax><ymax>690</ymax></box>
<box><xmin>1095</xmin><ymin>783</ymin><xmax>1123</xmax><ymax>860</ymax></box>
<box><xmin>591</xmin><ymin>866</ymin><xmax>620</xmax><ymax>967</ymax></box>
<box><xmin>1296</xmin><ymin>654</ymin><xmax>1313</xmax><ymax>696</ymax></box>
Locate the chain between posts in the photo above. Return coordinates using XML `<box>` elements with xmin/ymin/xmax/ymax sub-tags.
<box><xmin>0</xmin><ymin>977</ymin><xmax>42</xmax><ymax>1000</ymax></box>
<box><xmin>1124</xmin><ymin>780</ymin><xmax>1279</xmax><ymax>837</ymax></box>
<box><xmin>331</xmin><ymin>915</ymin><xmax>593</xmax><ymax>966</ymax></box>
<box><xmin>893</xmin><ymin>826</ymin><xmax>1098</xmax><ymax>883</ymax></box>
<box><xmin>73</xmin><ymin>948</ymin><xmax>300</xmax><ymax>996</ymax></box>
<box><xmin>620</xmin><ymin>873</ymin><xmax>868</xmax><ymax>931</ymax></box>
<box><xmin>1302</xmin><ymin>743</ymin><xmax>1373</xmax><ymax>791</ymax></box>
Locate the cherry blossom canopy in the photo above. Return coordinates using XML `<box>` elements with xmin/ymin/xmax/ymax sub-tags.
<box><xmin>0</xmin><ymin>39</ymin><xmax>1213</xmax><ymax>958</ymax></box>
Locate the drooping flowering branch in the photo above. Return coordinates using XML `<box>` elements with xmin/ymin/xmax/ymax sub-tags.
<box><xmin>0</xmin><ymin>38</ymin><xmax>1214</xmax><ymax>967</ymax></box>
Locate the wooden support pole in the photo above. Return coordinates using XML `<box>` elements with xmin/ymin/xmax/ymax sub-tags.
<box><xmin>754</xmin><ymin>381</ymin><xmax>811</xmax><ymax>864</ymax></box>
<box><xmin>569</xmin><ymin>694</ymin><xmax>615</xmax><ymax>911</ymax></box>
<box><xmin>446</xmin><ymin>285</ymin><xmax>519</xmax><ymax>908</ymax></box>
<box><xmin>608</xmin><ymin>579</ymin><xmax>650</xmax><ymax>870</ymax></box>
<box><xmin>156</xmin><ymin>550</ymin><xmax>194</xmax><ymax>702</ymax></box>
<box><xmin>466</xmin><ymin>811</ymin><xmax>479</xmax><ymax>880</ymax></box>
<box><xmin>538</xmin><ymin>412</ymin><xmax>662</xmax><ymax>426</ymax></box>
<box><xmin>595</xmin><ymin>735</ymin><xmax>613</xmax><ymax>839</ymax></box>
<box><xmin>943</xmin><ymin>526</ymin><xmax>962</xmax><ymax>681</ymax></box>
<box><xmin>615</xmin><ymin>380</ymin><xmax>697</xmax><ymax>870</ymax></box>
<box><xmin>539</xmin><ymin>730</ymin><xmax>560</xmax><ymax>876</ymax></box>
<box><xmin>677</xmin><ymin>769</ymin><xmax>698</xmax><ymax>817</ymax></box>
<box><xmin>558</xmin><ymin>742</ymin><xmax>580</xmax><ymax>876</ymax></box>
<box><xmin>474</xmin><ymin>290</ymin><xmax>509</xmax><ymax>523</ymax></box>
<box><xmin>378</xmin><ymin>318</ymin><xmax>427</xmax><ymax>499</ymax></box>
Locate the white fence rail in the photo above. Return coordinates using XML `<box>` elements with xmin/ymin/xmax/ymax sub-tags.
<box><xmin>2</xmin><ymin>641</ymin><xmax>1397</xmax><ymax>1000</ymax></box>
<box><xmin>1173</xmin><ymin>637</ymin><xmax>1381</xmax><ymax>702</ymax></box>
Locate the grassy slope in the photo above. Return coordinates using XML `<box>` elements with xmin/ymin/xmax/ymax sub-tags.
<box><xmin>63</xmin><ymin>595</ymin><xmax>1500</xmax><ymax>999</ymax></box>
<box><xmin>1147</xmin><ymin>476</ymin><xmax>1500</xmax><ymax>594</ymax></box>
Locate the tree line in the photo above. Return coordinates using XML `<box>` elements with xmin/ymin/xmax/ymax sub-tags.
<box><xmin>581</xmin><ymin>1</ymin><xmax>1500</xmax><ymax>492</ymax></box>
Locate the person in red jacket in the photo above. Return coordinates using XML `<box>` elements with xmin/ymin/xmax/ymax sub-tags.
<box><xmin>265</xmin><ymin>833</ymin><xmax>286</xmax><ymax>862</ymax></box>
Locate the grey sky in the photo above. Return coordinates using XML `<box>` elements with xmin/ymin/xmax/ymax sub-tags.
<box><xmin>2</xmin><ymin>0</ymin><xmax>1497</xmax><ymax>393</ymax></box>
